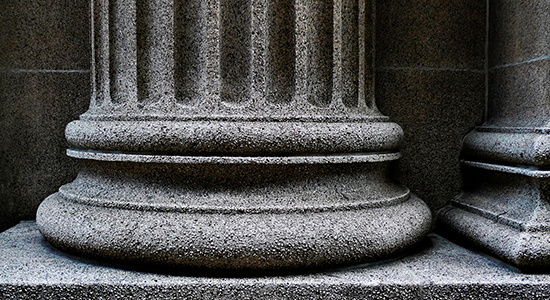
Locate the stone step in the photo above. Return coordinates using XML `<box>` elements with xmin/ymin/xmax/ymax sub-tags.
<box><xmin>1</xmin><ymin>221</ymin><xmax>549</xmax><ymax>299</ymax></box>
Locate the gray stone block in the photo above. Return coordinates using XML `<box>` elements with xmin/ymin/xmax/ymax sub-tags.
<box><xmin>375</xmin><ymin>0</ymin><xmax>486</xmax><ymax>215</ymax></box>
<box><xmin>0</xmin><ymin>0</ymin><xmax>91</xmax><ymax>233</ymax></box>
<box><xmin>2</xmin><ymin>222</ymin><xmax>550</xmax><ymax>299</ymax></box>
<box><xmin>376</xmin><ymin>0</ymin><xmax>486</xmax><ymax>70</ymax></box>
<box><xmin>438</xmin><ymin>162</ymin><xmax>550</xmax><ymax>269</ymax></box>
<box><xmin>376</xmin><ymin>69</ymin><xmax>485</xmax><ymax>212</ymax></box>
<box><xmin>489</xmin><ymin>0</ymin><xmax>550</xmax><ymax>67</ymax></box>
<box><xmin>0</xmin><ymin>72</ymin><xmax>90</xmax><ymax>232</ymax></box>
<box><xmin>0</xmin><ymin>0</ymin><xmax>90</xmax><ymax>70</ymax></box>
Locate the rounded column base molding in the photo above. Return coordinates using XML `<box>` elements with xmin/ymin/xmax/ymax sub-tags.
<box><xmin>65</xmin><ymin>120</ymin><xmax>403</xmax><ymax>155</ymax></box>
<box><xmin>38</xmin><ymin>0</ymin><xmax>434</xmax><ymax>272</ymax></box>
<box><xmin>37</xmin><ymin>152</ymin><xmax>431</xmax><ymax>271</ymax></box>
<box><xmin>462</xmin><ymin>127</ymin><xmax>550</xmax><ymax>167</ymax></box>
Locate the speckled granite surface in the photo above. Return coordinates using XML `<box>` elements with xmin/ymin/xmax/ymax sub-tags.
<box><xmin>437</xmin><ymin>0</ymin><xmax>550</xmax><ymax>268</ymax></box>
<box><xmin>0</xmin><ymin>0</ymin><xmax>488</xmax><ymax>238</ymax></box>
<box><xmin>35</xmin><ymin>0</ymin><xmax>433</xmax><ymax>270</ymax></box>
<box><xmin>0</xmin><ymin>0</ymin><xmax>91</xmax><ymax>232</ymax></box>
<box><xmin>1</xmin><ymin>221</ymin><xmax>550</xmax><ymax>299</ymax></box>
<box><xmin>375</xmin><ymin>0</ymin><xmax>486</xmax><ymax>214</ymax></box>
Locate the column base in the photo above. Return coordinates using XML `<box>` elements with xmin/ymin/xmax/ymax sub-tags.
<box><xmin>437</xmin><ymin>161</ymin><xmax>550</xmax><ymax>270</ymax></box>
<box><xmin>37</xmin><ymin>151</ymin><xmax>431</xmax><ymax>271</ymax></box>
<box><xmin>462</xmin><ymin>127</ymin><xmax>550</xmax><ymax>166</ymax></box>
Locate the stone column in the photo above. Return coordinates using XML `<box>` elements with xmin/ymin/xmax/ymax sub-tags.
<box><xmin>37</xmin><ymin>0</ymin><xmax>431</xmax><ymax>271</ymax></box>
<box><xmin>438</xmin><ymin>0</ymin><xmax>550</xmax><ymax>269</ymax></box>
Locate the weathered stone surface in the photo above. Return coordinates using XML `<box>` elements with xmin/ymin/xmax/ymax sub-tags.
<box><xmin>0</xmin><ymin>0</ymin><xmax>90</xmax><ymax>233</ymax></box>
<box><xmin>37</xmin><ymin>148</ymin><xmax>431</xmax><ymax>269</ymax></box>
<box><xmin>38</xmin><ymin>152</ymin><xmax>430</xmax><ymax>270</ymax></box>
<box><xmin>3</xmin><ymin>222</ymin><xmax>550</xmax><ymax>299</ymax></box>
<box><xmin>375</xmin><ymin>0</ymin><xmax>486</xmax><ymax>213</ymax></box>
<box><xmin>438</xmin><ymin>0</ymin><xmax>550</xmax><ymax>269</ymax></box>
<box><xmin>0</xmin><ymin>0</ymin><xmax>488</xmax><ymax>239</ymax></box>
<box><xmin>0</xmin><ymin>72</ymin><xmax>90</xmax><ymax>232</ymax></box>
<box><xmin>36</xmin><ymin>0</ymin><xmax>432</xmax><ymax>270</ymax></box>
<box><xmin>376</xmin><ymin>69</ymin><xmax>485</xmax><ymax>212</ymax></box>
<box><xmin>488</xmin><ymin>0</ymin><xmax>550</xmax><ymax>68</ymax></box>
<box><xmin>65</xmin><ymin>120</ymin><xmax>403</xmax><ymax>155</ymax></box>
<box><xmin>376</xmin><ymin>0</ymin><xmax>486</xmax><ymax>70</ymax></box>
<box><xmin>0</xmin><ymin>0</ymin><xmax>90</xmax><ymax>70</ymax></box>
<box><xmin>439</xmin><ymin>162</ymin><xmax>550</xmax><ymax>269</ymax></box>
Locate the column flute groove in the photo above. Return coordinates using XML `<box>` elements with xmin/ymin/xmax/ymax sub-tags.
<box><xmin>136</xmin><ymin>0</ymin><xmax>175</xmax><ymax>107</ymax></box>
<box><xmin>92</xmin><ymin>0</ymin><xmax>111</xmax><ymax>108</ymax></box>
<box><xmin>334</xmin><ymin>0</ymin><xmax>359</xmax><ymax>108</ymax></box>
<box><xmin>174</xmin><ymin>0</ymin><xmax>207</xmax><ymax>106</ymax></box>
<box><xmin>265</xmin><ymin>0</ymin><xmax>294</xmax><ymax>104</ymax></box>
<box><xmin>109</xmin><ymin>0</ymin><xmax>137</xmax><ymax>105</ymax></box>
<box><xmin>295</xmin><ymin>0</ymin><xmax>333</xmax><ymax>108</ymax></box>
<box><xmin>220</xmin><ymin>0</ymin><xmax>252</xmax><ymax>105</ymax></box>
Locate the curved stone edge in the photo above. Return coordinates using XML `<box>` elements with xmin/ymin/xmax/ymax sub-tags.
<box><xmin>65</xmin><ymin>120</ymin><xmax>404</xmax><ymax>155</ymax></box>
<box><xmin>58</xmin><ymin>184</ymin><xmax>410</xmax><ymax>214</ymax></box>
<box><xmin>37</xmin><ymin>193</ymin><xmax>432</xmax><ymax>271</ymax></box>
<box><xmin>80</xmin><ymin>110</ymin><xmax>391</xmax><ymax>123</ymax></box>
<box><xmin>59</xmin><ymin>153</ymin><xmax>411</xmax><ymax>216</ymax></box>
<box><xmin>461</xmin><ymin>160</ymin><xmax>550</xmax><ymax>178</ymax></box>
<box><xmin>462</xmin><ymin>129</ymin><xmax>550</xmax><ymax>166</ymax></box>
<box><xmin>437</xmin><ymin>205</ymin><xmax>550</xmax><ymax>269</ymax></box>
<box><xmin>66</xmin><ymin>149</ymin><xmax>401</xmax><ymax>164</ymax></box>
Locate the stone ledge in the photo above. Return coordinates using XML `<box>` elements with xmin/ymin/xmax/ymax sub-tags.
<box><xmin>1</xmin><ymin>222</ymin><xmax>550</xmax><ymax>299</ymax></box>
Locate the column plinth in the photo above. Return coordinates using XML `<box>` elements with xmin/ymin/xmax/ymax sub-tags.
<box><xmin>437</xmin><ymin>0</ymin><xmax>550</xmax><ymax>269</ymax></box>
<box><xmin>37</xmin><ymin>0</ymin><xmax>431</xmax><ymax>271</ymax></box>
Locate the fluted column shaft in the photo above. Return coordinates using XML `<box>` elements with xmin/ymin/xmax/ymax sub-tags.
<box><xmin>438</xmin><ymin>0</ymin><xmax>550</xmax><ymax>270</ymax></box>
<box><xmin>86</xmin><ymin>0</ymin><xmax>379</xmax><ymax>120</ymax></box>
<box><xmin>37</xmin><ymin>0</ymin><xmax>431</xmax><ymax>271</ymax></box>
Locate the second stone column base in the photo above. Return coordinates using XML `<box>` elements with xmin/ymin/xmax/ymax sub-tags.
<box><xmin>438</xmin><ymin>161</ymin><xmax>550</xmax><ymax>270</ymax></box>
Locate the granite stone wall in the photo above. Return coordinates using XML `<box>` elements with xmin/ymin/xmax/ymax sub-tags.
<box><xmin>0</xmin><ymin>0</ymin><xmax>91</xmax><ymax>232</ymax></box>
<box><xmin>488</xmin><ymin>0</ymin><xmax>550</xmax><ymax>127</ymax></box>
<box><xmin>376</xmin><ymin>0</ymin><xmax>486</xmax><ymax>212</ymax></box>
<box><xmin>0</xmin><ymin>0</ymin><xmax>487</xmax><ymax>233</ymax></box>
